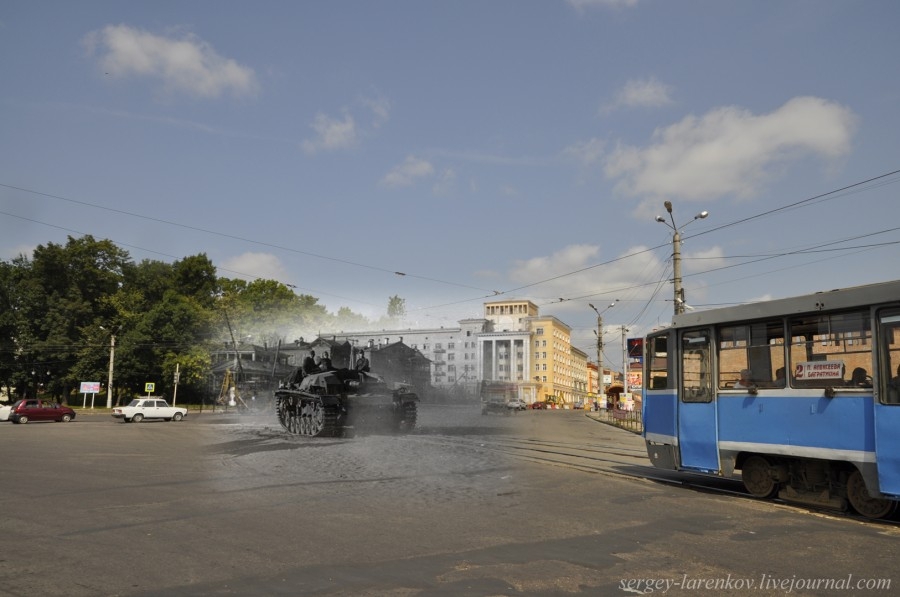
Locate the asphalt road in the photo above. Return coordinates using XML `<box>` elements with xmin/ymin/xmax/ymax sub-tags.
<box><xmin>1</xmin><ymin>404</ymin><xmax>898</xmax><ymax>596</ymax></box>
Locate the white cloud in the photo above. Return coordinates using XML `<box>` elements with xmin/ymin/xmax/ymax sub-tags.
<box><xmin>2</xmin><ymin>243</ymin><xmax>37</xmax><ymax>260</ymax></box>
<box><xmin>380</xmin><ymin>155</ymin><xmax>435</xmax><ymax>188</ymax></box>
<box><xmin>682</xmin><ymin>246</ymin><xmax>726</xmax><ymax>275</ymax></box>
<box><xmin>83</xmin><ymin>24</ymin><xmax>258</xmax><ymax>99</ymax></box>
<box><xmin>605</xmin><ymin>96</ymin><xmax>857</xmax><ymax>207</ymax></box>
<box><xmin>220</xmin><ymin>252</ymin><xmax>288</xmax><ymax>281</ymax></box>
<box><xmin>602</xmin><ymin>77</ymin><xmax>674</xmax><ymax>114</ymax></box>
<box><xmin>510</xmin><ymin>244</ymin><xmax>602</xmax><ymax>286</ymax></box>
<box><xmin>507</xmin><ymin>243</ymin><xmax>668</xmax><ymax>314</ymax></box>
<box><xmin>301</xmin><ymin>95</ymin><xmax>389</xmax><ymax>154</ymax></box>
<box><xmin>361</xmin><ymin>94</ymin><xmax>391</xmax><ymax>128</ymax></box>
<box><xmin>564</xmin><ymin>137</ymin><xmax>605</xmax><ymax>167</ymax></box>
<box><xmin>433</xmin><ymin>168</ymin><xmax>457</xmax><ymax>196</ymax></box>
<box><xmin>568</xmin><ymin>0</ymin><xmax>639</xmax><ymax>11</ymax></box>
<box><xmin>301</xmin><ymin>112</ymin><xmax>359</xmax><ymax>154</ymax></box>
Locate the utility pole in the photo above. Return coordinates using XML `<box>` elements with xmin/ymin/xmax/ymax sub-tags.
<box><xmin>589</xmin><ymin>301</ymin><xmax>617</xmax><ymax>408</ymax></box>
<box><xmin>106</xmin><ymin>333</ymin><xmax>115</xmax><ymax>409</ymax></box>
<box><xmin>672</xmin><ymin>225</ymin><xmax>684</xmax><ymax>314</ymax></box>
<box><xmin>621</xmin><ymin>325</ymin><xmax>629</xmax><ymax>392</ymax></box>
<box><xmin>656</xmin><ymin>201</ymin><xmax>708</xmax><ymax>316</ymax></box>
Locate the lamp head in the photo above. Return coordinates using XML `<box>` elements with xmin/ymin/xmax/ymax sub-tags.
<box><xmin>655</xmin><ymin>215</ymin><xmax>666</xmax><ymax>223</ymax></box>
<box><xmin>664</xmin><ymin>200</ymin><xmax>673</xmax><ymax>214</ymax></box>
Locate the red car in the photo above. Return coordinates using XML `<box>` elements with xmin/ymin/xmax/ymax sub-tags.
<box><xmin>530</xmin><ymin>401</ymin><xmax>547</xmax><ymax>410</ymax></box>
<box><xmin>9</xmin><ymin>399</ymin><xmax>76</xmax><ymax>424</ymax></box>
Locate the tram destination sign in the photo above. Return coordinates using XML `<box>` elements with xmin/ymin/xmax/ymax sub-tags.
<box><xmin>794</xmin><ymin>361</ymin><xmax>843</xmax><ymax>380</ymax></box>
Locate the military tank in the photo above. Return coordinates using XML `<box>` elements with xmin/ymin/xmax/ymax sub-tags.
<box><xmin>274</xmin><ymin>368</ymin><xmax>418</xmax><ymax>437</ymax></box>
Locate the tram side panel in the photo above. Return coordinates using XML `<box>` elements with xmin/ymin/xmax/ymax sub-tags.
<box><xmin>643</xmin><ymin>390</ymin><xmax>679</xmax><ymax>470</ymax></box>
<box><xmin>716</xmin><ymin>391</ymin><xmax>875</xmax><ymax>477</ymax></box>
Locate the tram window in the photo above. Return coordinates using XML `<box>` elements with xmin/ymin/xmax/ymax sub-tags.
<box><xmin>718</xmin><ymin>320</ymin><xmax>785</xmax><ymax>389</ymax></box>
<box><xmin>647</xmin><ymin>334</ymin><xmax>669</xmax><ymax>390</ymax></box>
<box><xmin>682</xmin><ymin>331</ymin><xmax>712</xmax><ymax>403</ymax></box>
<box><xmin>789</xmin><ymin>310</ymin><xmax>871</xmax><ymax>388</ymax></box>
<box><xmin>879</xmin><ymin>311</ymin><xmax>900</xmax><ymax>404</ymax></box>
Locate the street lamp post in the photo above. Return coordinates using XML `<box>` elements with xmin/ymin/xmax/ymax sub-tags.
<box><xmin>589</xmin><ymin>300</ymin><xmax>617</xmax><ymax>409</ymax></box>
<box><xmin>106</xmin><ymin>334</ymin><xmax>115</xmax><ymax>409</ymax></box>
<box><xmin>100</xmin><ymin>326</ymin><xmax>117</xmax><ymax>408</ymax></box>
<box><xmin>656</xmin><ymin>201</ymin><xmax>709</xmax><ymax>316</ymax></box>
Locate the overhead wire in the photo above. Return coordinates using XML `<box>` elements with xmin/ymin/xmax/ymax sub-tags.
<box><xmin>3</xmin><ymin>168</ymin><xmax>900</xmax><ymax>320</ymax></box>
<box><xmin>0</xmin><ymin>182</ymin><xmax>497</xmax><ymax>295</ymax></box>
<box><xmin>0</xmin><ymin>209</ymin><xmax>385</xmax><ymax>309</ymax></box>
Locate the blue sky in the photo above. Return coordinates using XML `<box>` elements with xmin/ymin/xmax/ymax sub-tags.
<box><xmin>2</xmin><ymin>1</ymin><xmax>900</xmax><ymax>372</ymax></box>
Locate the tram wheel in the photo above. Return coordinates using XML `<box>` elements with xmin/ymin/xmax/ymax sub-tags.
<box><xmin>741</xmin><ymin>455</ymin><xmax>778</xmax><ymax>498</ymax></box>
<box><xmin>847</xmin><ymin>470</ymin><xmax>896</xmax><ymax>519</ymax></box>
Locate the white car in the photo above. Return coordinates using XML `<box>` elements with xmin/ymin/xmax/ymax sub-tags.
<box><xmin>112</xmin><ymin>398</ymin><xmax>187</xmax><ymax>423</ymax></box>
<box><xmin>0</xmin><ymin>403</ymin><xmax>11</xmax><ymax>422</ymax></box>
<box><xmin>507</xmin><ymin>398</ymin><xmax>528</xmax><ymax>411</ymax></box>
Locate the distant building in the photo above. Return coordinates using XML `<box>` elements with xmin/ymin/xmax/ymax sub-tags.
<box><xmin>316</xmin><ymin>298</ymin><xmax>592</xmax><ymax>406</ymax></box>
<box><xmin>209</xmin><ymin>341</ymin><xmax>295</xmax><ymax>401</ymax></box>
<box><xmin>207</xmin><ymin>299</ymin><xmax>607</xmax><ymax>406</ymax></box>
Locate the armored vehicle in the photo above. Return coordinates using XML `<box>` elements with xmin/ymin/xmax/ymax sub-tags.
<box><xmin>275</xmin><ymin>368</ymin><xmax>418</xmax><ymax>437</ymax></box>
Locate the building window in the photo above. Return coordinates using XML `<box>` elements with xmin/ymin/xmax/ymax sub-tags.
<box><xmin>536</xmin><ymin>327</ymin><xmax>544</xmax><ymax>335</ymax></box>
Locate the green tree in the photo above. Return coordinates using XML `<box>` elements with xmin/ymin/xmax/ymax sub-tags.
<box><xmin>215</xmin><ymin>278</ymin><xmax>330</xmax><ymax>347</ymax></box>
<box><xmin>11</xmin><ymin>236</ymin><xmax>130</xmax><ymax>402</ymax></box>
<box><xmin>172</xmin><ymin>254</ymin><xmax>218</xmax><ymax>309</ymax></box>
<box><xmin>387</xmin><ymin>295</ymin><xmax>406</xmax><ymax>319</ymax></box>
<box><xmin>334</xmin><ymin>306</ymin><xmax>370</xmax><ymax>331</ymax></box>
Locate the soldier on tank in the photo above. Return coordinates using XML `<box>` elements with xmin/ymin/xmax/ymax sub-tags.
<box><xmin>355</xmin><ymin>352</ymin><xmax>370</xmax><ymax>372</ymax></box>
<box><xmin>303</xmin><ymin>350</ymin><xmax>318</xmax><ymax>374</ymax></box>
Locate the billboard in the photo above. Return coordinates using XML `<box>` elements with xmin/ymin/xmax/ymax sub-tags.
<box><xmin>627</xmin><ymin>338</ymin><xmax>644</xmax><ymax>363</ymax></box>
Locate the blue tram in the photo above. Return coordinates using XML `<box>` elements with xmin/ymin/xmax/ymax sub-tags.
<box><xmin>642</xmin><ymin>280</ymin><xmax>900</xmax><ymax>518</ymax></box>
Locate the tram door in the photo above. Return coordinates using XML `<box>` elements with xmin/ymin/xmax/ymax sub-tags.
<box><xmin>875</xmin><ymin>312</ymin><xmax>900</xmax><ymax>497</ymax></box>
<box><xmin>677</xmin><ymin>330</ymin><xmax>720</xmax><ymax>473</ymax></box>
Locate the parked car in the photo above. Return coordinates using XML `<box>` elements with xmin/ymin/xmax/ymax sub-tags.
<box><xmin>112</xmin><ymin>398</ymin><xmax>187</xmax><ymax>423</ymax></box>
<box><xmin>0</xmin><ymin>403</ymin><xmax>12</xmax><ymax>422</ymax></box>
<box><xmin>530</xmin><ymin>401</ymin><xmax>547</xmax><ymax>410</ymax></box>
<box><xmin>572</xmin><ymin>401</ymin><xmax>585</xmax><ymax>410</ymax></box>
<box><xmin>9</xmin><ymin>399</ymin><xmax>76</xmax><ymax>424</ymax></box>
<box><xmin>508</xmin><ymin>398</ymin><xmax>528</xmax><ymax>411</ymax></box>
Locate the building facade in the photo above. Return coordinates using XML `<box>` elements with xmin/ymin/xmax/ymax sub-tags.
<box><xmin>316</xmin><ymin>299</ymin><xmax>593</xmax><ymax>406</ymax></box>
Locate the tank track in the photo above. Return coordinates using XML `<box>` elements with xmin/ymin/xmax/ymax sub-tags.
<box><xmin>397</xmin><ymin>401</ymin><xmax>417</xmax><ymax>432</ymax></box>
<box><xmin>276</xmin><ymin>394</ymin><xmax>341</xmax><ymax>437</ymax></box>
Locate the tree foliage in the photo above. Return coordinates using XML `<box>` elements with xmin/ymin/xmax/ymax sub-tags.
<box><xmin>0</xmin><ymin>234</ymin><xmax>368</xmax><ymax>405</ymax></box>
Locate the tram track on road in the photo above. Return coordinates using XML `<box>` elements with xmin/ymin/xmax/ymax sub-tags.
<box><xmin>408</xmin><ymin>431</ymin><xmax>900</xmax><ymax>528</ymax></box>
